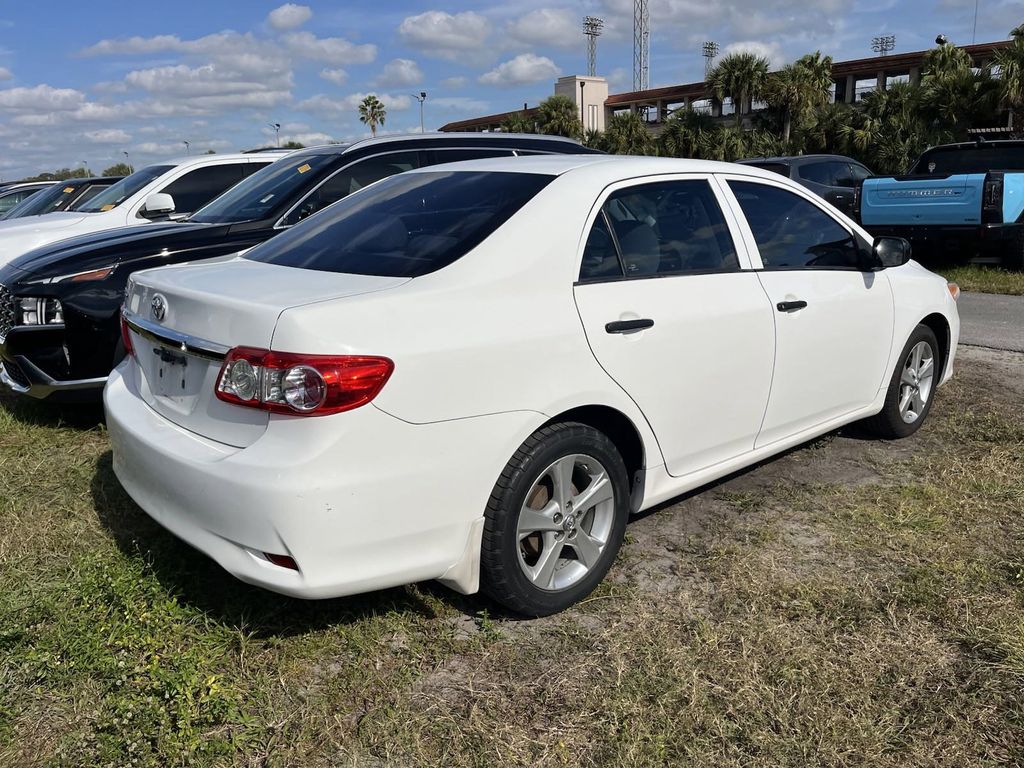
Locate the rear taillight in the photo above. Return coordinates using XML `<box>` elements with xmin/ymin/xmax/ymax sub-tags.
<box><xmin>119</xmin><ymin>312</ymin><xmax>134</xmax><ymax>358</ymax></box>
<box><xmin>982</xmin><ymin>172</ymin><xmax>1003</xmax><ymax>224</ymax></box>
<box><xmin>215</xmin><ymin>347</ymin><xmax>394</xmax><ymax>416</ymax></box>
<box><xmin>852</xmin><ymin>179</ymin><xmax>864</xmax><ymax>222</ymax></box>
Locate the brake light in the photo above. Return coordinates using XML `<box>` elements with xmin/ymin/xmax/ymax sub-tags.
<box><xmin>120</xmin><ymin>312</ymin><xmax>134</xmax><ymax>358</ymax></box>
<box><xmin>982</xmin><ymin>172</ymin><xmax>1003</xmax><ymax>224</ymax></box>
<box><xmin>852</xmin><ymin>179</ymin><xmax>864</xmax><ymax>222</ymax></box>
<box><xmin>215</xmin><ymin>347</ymin><xmax>394</xmax><ymax>416</ymax></box>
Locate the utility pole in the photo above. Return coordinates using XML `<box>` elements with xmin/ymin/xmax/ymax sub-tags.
<box><xmin>412</xmin><ymin>92</ymin><xmax>427</xmax><ymax>132</ymax></box>
<box><xmin>633</xmin><ymin>0</ymin><xmax>650</xmax><ymax>91</ymax></box>
<box><xmin>583</xmin><ymin>16</ymin><xmax>604</xmax><ymax>77</ymax></box>
<box><xmin>579</xmin><ymin>81</ymin><xmax>586</xmax><ymax>131</ymax></box>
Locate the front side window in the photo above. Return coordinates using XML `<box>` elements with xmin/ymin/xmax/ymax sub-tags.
<box><xmin>157</xmin><ymin>163</ymin><xmax>249</xmax><ymax>215</ymax></box>
<box><xmin>729</xmin><ymin>180</ymin><xmax>860</xmax><ymax>269</ymax></box>
<box><xmin>78</xmin><ymin>165</ymin><xmax>174</xmax><ymax>212</ymax></box>
<box><xmin>246</xmin><ymin>171</ymin><xmax>553</xmax><ymax>277</ymax></box>
<box><xmin>579</xmin><ymin>179</ymin><xmax>739</xmax><ymax>280</ymax></box>
<box><xmin>281</xmin><ymin>151</ymin><xmax>420</xmax><ymax>226</ymax></box>
<box><xmin>798</xmin><ymin>161</ymin><xmax>836</xmax><ymax>186</ymax></box>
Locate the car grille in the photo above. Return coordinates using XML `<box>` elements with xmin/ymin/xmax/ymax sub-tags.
<box><xmin>1</xmin><ymin>360</ymin><xmax>28</xmax><ymax>388</ymax></box>
<box><xmin>0</xmin><ymin>284</ymin><xmax>13</xmax><ymax>340</ymax></box>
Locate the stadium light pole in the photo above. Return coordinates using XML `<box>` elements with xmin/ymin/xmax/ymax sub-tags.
<box><xmin>183</xmin><ymin>140</ymin><xmax>190</xmax><ymax>155</ymax></box>
<box><xmin>412</xmin><ymin>92</ymin><xmax>427</xmax><ymax>133</ymax></box>
<box><xmin>268</xmin><ymin>122</ymin><xmax>281</xmax><ymax>147</ymax></box>
<box><xmin>123</xmin><ymin>151</ymin><xmax>132</xmax><ymax>173</ymax></box>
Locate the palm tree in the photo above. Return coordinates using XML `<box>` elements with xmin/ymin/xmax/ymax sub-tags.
<box><xmin>601</xmin><ymin>112</ymin><xmax>655</xmax><ymax>155</ymax></box>
<box><xmin>658</xmin><ymin>108</ymin><xmax>715</xmax><ymax>158</ymax></box>
<box><xmin>996</xmin><ymin>30</ymin><xmax>1024</xmax><ymax>129</ymax></box>
<box><xmin>701</xmin><ymin>125</ymin><xmax>749</xmax><ymax>161</ymax></box>
<box><xmin>582</xmin><ymin>127</ymin><xmax>604</xmax><ymax>149</ymax></box>
<box><xmin>358</xmin><ymin>95</ymin><xmax>386</xmax><ymax>137</ymax></box>
<box><xmin>707</xmin><ymin>52</ymin><xmax>771</xmax><ymax>125</ymax></box>
<box><xmin>500</xmin><ymin>110</ymin><xmax>537</xmax><ymax>134</ymax></box>
<box><xmin>805</xmin><ymin>102</ymin><xmax>854</xmax><ymax>154</ymax></box>
<box><xmin>923</xmin><ymin>65</ymin><xmax>1001</xmax><ymax>138</ymax></box>
<box><xmin>537</xmin><ymin>95</ymin><xmax>582</xmax><ymax>138</ymax></box>
<box><xmin>924</xmin><ymin>41</ymin><xmax>973</xmax><ymax>81</ymax></box>
<box><xmin>766</xmin><ymin>51</ymin><xmax>834</xmax><ymax>147</ymax></box>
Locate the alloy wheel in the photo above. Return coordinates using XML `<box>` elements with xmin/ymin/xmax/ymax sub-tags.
<box><xmin>898</xmin><ymin>340</ymin><xmax>935</xmax><ymax>424</ymax></box>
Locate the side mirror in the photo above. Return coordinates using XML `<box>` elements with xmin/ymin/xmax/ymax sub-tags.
<box><xmin>141</xmin><ymin>193</ymin><xmax>175</xmax><ymax>218</ymax></box>
<box><xmin>873</xmin><ymin>236</ymin><xmax>912</xmax><ymax>269</ymax></box>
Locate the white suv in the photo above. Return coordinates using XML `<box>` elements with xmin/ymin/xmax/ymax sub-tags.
<box><xmin>0</xmin><ymin>152</ymin><xmax>288</xmax><ymax>268</ymax></box>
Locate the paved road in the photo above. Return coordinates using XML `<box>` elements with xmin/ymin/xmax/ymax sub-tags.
<box><xmin>958</xmin><ymin>291</ymin><xmax>1024</xmax><ymax>353</ymax></box>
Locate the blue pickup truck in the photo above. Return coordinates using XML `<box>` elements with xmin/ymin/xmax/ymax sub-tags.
<box><xmin>857</xmin><ymin>140</ymin><xmax>1024</xmax><ymax>270</ymax></box>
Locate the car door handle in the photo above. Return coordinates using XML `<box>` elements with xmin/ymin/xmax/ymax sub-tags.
<box><xmin>776</xmin><ymin>300</ymin><xmax>808</xmax><ymax>312</ymax></box>
<box><xmin>605</xmin><ymin>318</ymin><xmax>654</xmax><ymax>334</ymax></box>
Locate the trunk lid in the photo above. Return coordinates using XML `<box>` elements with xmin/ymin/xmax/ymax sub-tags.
<box><xmin>123</xmin><ymin>259</ymin><xmax>409</xmax><ymax>447</ymax></box>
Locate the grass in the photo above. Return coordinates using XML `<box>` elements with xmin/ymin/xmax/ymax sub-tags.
<box><xmin>1</xmin><ymin>347</ymin><xmax>1023</xmax><ymax>766</ymax></box>
<box><xmin>940</xmin><ymin>265</ymin><xmax>1024</xmax><ymax>296</ymax></box>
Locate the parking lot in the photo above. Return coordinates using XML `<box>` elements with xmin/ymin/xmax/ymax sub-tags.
<box><xmin>2</xmin><ymin>337</ymin><xmax>1021</xmax><ymax>767</ymax></box>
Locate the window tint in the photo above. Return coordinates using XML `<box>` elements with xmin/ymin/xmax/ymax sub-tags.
<box><xmin>1</xmin><ymin>185</ymin><xmax>67</xmax><ymax>218</ymax></box>
<box><xmin>158</xmin><ymin>163</ymin><xmax>248</xmax><ymax>214</ymax></box>
<box><xmin>78</xmin><ymin>165</ymin><xmax>174</xmax><ymax>212</ymax></box>
<box><xmin>0</xmin><ymin>189</ymin><xmax>35</xmax><ymax>213</ymax></box>
<box><xmin>833</xmin><ymin>163</ymin><xmax>857</xmax><ymax>188</ymax></box>
<box><xmin>729</xmin><ymin>180</ymin><xmax>860</xmax><ymax>269</ymax></box>
<box><xmin>848</xmin><ymin>163</ymin><xmax>872</xmax><ymax>182</ymax></box>
<box><xmin>580</xmin><ymin>212</ymin><xmax>622</xmax><ymax>280</ymax></box>
<box><xmin>190</xmin><ymin>154</ymin><xmax>338</xmax><ymax>224</ymax></box>
<box><xmin>745</xmin><ymin>162</ymin><xmax>790</xmax><ymax>177</ymax></box>
<box><xmin>281</xmin><ymin>151</ymin><xmax>420</xmax><ymax>225</ymax></box>
<box><xmin>246</xmin><ymin>171</ymin><xmax>553</xmax><ymax>277</ymax></box>
<box><xmin>580</xmin><ymin>180</ymin><xmax>738</xmax><ymax>279</ymax></box>
<box><xmin>798</xmin><ymin>161</ymin><xmax>836</xmax><ymax>185</ymax></box>
<box><xmin>911</xmin><ymin>146</ymin><xmax>1024</xmax><ymax>174</ymax></box>
<box><xmin>70</xmin><ymin>184</ymin><xmax>108</xmax><ymax>209</ymax></box>
<box><xmin>429</xmin><ymin>148</ymin><xmax>515</xmax><ymax>163</ymax></box>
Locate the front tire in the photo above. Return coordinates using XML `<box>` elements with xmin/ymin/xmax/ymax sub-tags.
<box><xmin>480</xmin><ymin>422</ymin><xmax>630</xmax><ymax>617</ymax></box>
<box><xmin>862</xmin><ymin>324</ymin><xmax>940</xmax><ymax>439</ymax></box>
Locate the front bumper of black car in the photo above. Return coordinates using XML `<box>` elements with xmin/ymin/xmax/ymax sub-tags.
<box><xmin>0</xmin><ymin>326</ymin><xmax>107</xmax><ymax>401</ymax></box>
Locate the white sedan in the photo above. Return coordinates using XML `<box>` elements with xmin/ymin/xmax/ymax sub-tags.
<box><xmin>105</xmin><ymin>156</ymin><xmax>960</xmax><ymax>616</ymax></box>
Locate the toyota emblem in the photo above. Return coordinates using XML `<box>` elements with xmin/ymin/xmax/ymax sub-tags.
<box><xmin>151</xmin><ymin>294</ymin><xmax>167</xmax><ymax>322</ymax></box>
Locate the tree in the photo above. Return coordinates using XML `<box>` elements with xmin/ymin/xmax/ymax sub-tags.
<box><xmin>537</xmin><ymin>94</ymin><xmax>581</xmax><ymax>138</ymax></box>
<box><xmin>281</xmin><ymin>140</ymin><xmax>306</xmax><ymax>149</ymax></box>
<box><xmin>101</xmin><ymin>163</ymin><xmax>132</xmax><ymax>177</ymax></box>
<box><xmin>924</xmin><ymin>40</ymin><xmax>973</xmax><ymax>81</ymax></box>
<box><xmin>658</xmin><ymin>108</ymin><xmax>715</xmax><ymax>158</ymax></box>
<box><xmin>601</xmin><ymin>112</ymin><xmax>655</xmax><ymax>155</ymax></box>
<box><xmin>922</xmin><ymin>65</ymin><xmax>1000</xmax><ymax>138</ymax></box>
<box><xmin>708</xmin><ymin>52</ymin><xmax>771</xmax><ymax>125</ymax></box>
<box><xmin>582</xmin><ymin>127</ymin><xmax>603</xmax><ymax>149</ymax></box>
<box><xmin>204</xmin><ymin>149</ymin><xmax>217</xmax><ymax>154</ymax></box>
<box><xmin>500</xmin><ymin>110</ymin><xmax>537</xmax><ymax>133</ymax></box>
<box><xmin>995</xmin><ymin>29</ymin><xmax>1024</xmax><ymax>128</ymax></box>
<box><xmin>804</xmin><ymin>102</ymin><xmax>855</xmax><ymax>155</ymax></box>
<box><xmin>766</xmin><ymin>51</ymin><xmax>834</xmax><ymax>147</ymax></box>
<box><xmin>358</xmin><ymin>95</ymin><xmax>387</xmax><ymax>137</ymax></box>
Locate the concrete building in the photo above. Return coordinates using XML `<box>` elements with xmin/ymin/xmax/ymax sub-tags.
<box><xmin>440</xmin><ymin>39</ymin><xmax>1012</xmax><ymax>135</ymax></box>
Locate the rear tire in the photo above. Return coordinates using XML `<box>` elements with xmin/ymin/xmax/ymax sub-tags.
<box><xmin>862</xmin><ymin>324</ymin><xmax>940</xmax><ymax>439</ymax></box>
<box><xmin>480</xmin><ymin>422</ymin><xmax>630</xmax><ymax>617</ymax></box>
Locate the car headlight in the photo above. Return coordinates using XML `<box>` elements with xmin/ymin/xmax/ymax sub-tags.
<box><xmin>16</xmin><ymin>297</ymin><xmax>64</xmax><ymax>326</ymax></box>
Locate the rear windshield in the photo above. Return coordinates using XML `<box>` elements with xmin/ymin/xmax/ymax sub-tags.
<box><xmin>190</xmin><ymin>154</ymin><xmax>338</xmax><ymax>224</ymax></box>
<box><xmin>743</xmin><ymin>162</ymin><xmax>790</xmax><ymax>177</ymax></box>
<box><xmin>78</xmin><ymin>165</ymin><xmax>173</xmax><ymax>212</ymax></box>
<box><xmin>911</xmin><ymin>146</ymin><xmax>1024</xmax><ymax>174</ymax></box>
<box><xmin>244</xmin><ymin>171</ymin><xmax>553</xmax><ymax>277</ymax></box>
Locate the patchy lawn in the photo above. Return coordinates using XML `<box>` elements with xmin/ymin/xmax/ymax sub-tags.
<box><xmin>1</xmin><ymin>346</ymin><xmax>1022</xmax><ymax>767</ymax></box>
<box><xmin>941</xmin><ymin>265</ymin><xmax>1024</xmax><ymax>296</ymax></box>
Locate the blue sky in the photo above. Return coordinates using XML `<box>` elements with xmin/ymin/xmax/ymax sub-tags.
<box><xmin>0</xmin><ymin>0</ymin><xmax>1019</xmax><ymax>180</ymax></box>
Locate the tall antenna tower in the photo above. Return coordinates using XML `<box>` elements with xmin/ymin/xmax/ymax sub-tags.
<box><xmin>633</xmin><ymin>0</ymin><xmax>650</xmax><ymax>91</ymax></box>
<box><xmin>702</xmin><ymin>40</ymin><xmax>719</xmax><ymax>80</ymax></box>
<box><xmin>583</xmin><ymin>16</ymin><xmax>604</xmax><ymax>77</ymax></box>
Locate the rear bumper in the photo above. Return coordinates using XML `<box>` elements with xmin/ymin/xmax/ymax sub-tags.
<box><xmin>103</xmin><ymin>361</ymin><xmax>541</xmax><ymax>600</ymax></box>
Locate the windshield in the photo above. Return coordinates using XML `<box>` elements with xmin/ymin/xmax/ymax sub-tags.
<box><xmin>190</xmin><ymin>154</ymin><xmax>338</xmax><ymax>224</ymax></box>
<box><xmin>245</xmin><ymin>171</ymin><xmax>554</xmax><ymax>278</ymax></box>
<box><xmin>911</xmin><ymin>146</ymin><xmax>1024</xmax><ymax>174</ymax></box>
<box><xmin>78</xmin><ymin>165</ymin><xmax>173</xmax><ymax>212</ymax></box>
<box><xmin>0</xmin><ymin>184</ymin><xmax>67</xmax><ymax>219</ymax></box>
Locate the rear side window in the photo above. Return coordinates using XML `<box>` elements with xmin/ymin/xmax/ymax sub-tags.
<box><xmin>798</xmin><ymin>161</ymin><xmax>837</xmax><ymax>185</ymax></box>
<box><xmin>158</xmin><ymin>163</ymin><xmax>248</xmax><ymax>214</ymax></box>
<box><xmin>246</xmin><ymin>171</ymin><xmax>553</xmax><ymax>277</ymax></box>
<box><xmin>729</xmin><ymin>180</ymin><xmax>859</xmax><ymax>269</ymax></box>
<box><xmin>745</xmin><ymin>162</ymin><xmax>790</xmax><ymax>177</ymax></box>
<box><xmin>579</xmin><ymin>179</ymin><xmax>739</xmax><ymax>280</ymax></box>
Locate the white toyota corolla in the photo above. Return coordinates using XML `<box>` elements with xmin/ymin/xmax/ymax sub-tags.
<box><xmin>105</xmin><ymin>156</ymin><xmax>960</xmax><ymax>616</ymax></box>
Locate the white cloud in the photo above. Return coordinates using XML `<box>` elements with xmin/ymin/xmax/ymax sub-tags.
<box><xmin>374</xmin><ymin>58</ymin><xmax>423</xmax><ymax>88</ymax></box>
<box><xmin>398</xmin><ymin>11</ymin><xmax>491</xmax><ymax>60</ymax></box>
<box><xmin>0</xmin><ymin>67</ymin><xmax>12</xmax><ymax>81</ymax></box>
<box><xmin>505</xmin><ymin>9</ymin><xmax>580</xmax><ymax>49</ymax></box>
<box><xmin>297</xmin><ymin>92</ymin><xmax>412</xmax><ymax>116</ymax></box>
<box><xmin>479</xmin><ymin>54</ymin><xmax>560</xmax><ymax>87</ymax></box>
<box><xmin>267</xmin><ymin>3</ymin><xmax>312</xmax><ymax>31</ymax></box>
<box><xmin>722</xmin><ymin>40</ymin><xmax>786</xmax><ymax>68</ymax></box>
<box><xmin>84</xmin><ymin>128</ymin><xmax>131</xmax><ymax>144</ymax></box>
<box><xmin>319</xmin><ymin>68</ymin><xmax>348</xmax><ymax>85</ymax></box>
<box><xmin>0</xmin><ymin>84</ymin><xmax>86</xmax><ymax>111</ymax></box>
<box><xmin>432</xmin><ymin>96</ymin><xmax>490</xmax><ymax>113</ymax></box>
<box><xmin>281</xmin><ymin>31</ymin><xmax>376</xmax><ymax>65</ymax></box>
<box><xmin>441</xmin><ymin>76</ymin><xmax>468</xmax><ymax>89</ymax></box>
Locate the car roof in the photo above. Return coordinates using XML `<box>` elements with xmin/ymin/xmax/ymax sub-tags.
<box><xmin>408</xmin><ymin>154</ymin><xmax>787</xmax><ymax>183</ymax></box>
<box><xmin>739</xmin><ymin>154</ymin><xmax>862</xmax><ymax>165</ymax></box>
<box><xmin>288</xmin><ymin>132</ymin><xmax>592</xmax><ymax>159</ymax></box>
<box><xmin>144</xmin><ymin>151</ymin><xmax>291</xmax><ymax>169</ymax></box>
<box><xmin>922</xmin><ymin>139</ymin><xmax>1024</xmax><ymax>152</ymax></box>
<box><xmin>0</xmin><ymin>181</ymin><xmax>58</xmax><ymax>190</ymax></box>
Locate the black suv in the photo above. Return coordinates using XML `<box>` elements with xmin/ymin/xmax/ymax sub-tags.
<box><xmin>0</xmin><ymin>133</ymin><xmax>600</xmax><ymax>401</ymax></box>
<box><xmin>737</xmin><ymin>154</ymin><xmax>872</xmax><ymax>217</ymax></box>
